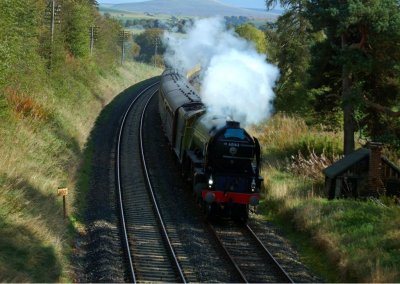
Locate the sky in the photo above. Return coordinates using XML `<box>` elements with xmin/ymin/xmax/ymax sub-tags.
<box><xmin>97</xmin><ymin>0</ymin><xmax>270</xmax><ymax>10</ymax></box>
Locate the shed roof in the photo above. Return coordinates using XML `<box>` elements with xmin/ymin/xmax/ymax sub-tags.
<box><xmin>382</xmin><ymin>156</ymin><xmax>400</xmax><ymax>174</ymax></box>
<box><xmin>323</xmin><ymin>148</ymin><xmax>370</xmax><ymax>178</ymax></box>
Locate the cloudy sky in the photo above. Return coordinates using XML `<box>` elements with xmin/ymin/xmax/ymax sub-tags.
<box><xmin>97</xmin><ymin>0</ymin><xmax>270</xmax><ymax>10</ymax></box>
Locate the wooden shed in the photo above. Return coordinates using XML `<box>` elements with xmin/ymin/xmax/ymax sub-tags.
<box><xmin>323</xmin><ymin>143</ymin><xmax>400</xmax><ymax>199</ymax></box>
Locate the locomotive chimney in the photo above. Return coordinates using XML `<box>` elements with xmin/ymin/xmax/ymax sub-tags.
<box><xmin>367</xmin><ymin>142</ymin><xmax>385</xmax><ymax>196</ymax></box>
<box><xmin>226</xmin><ymin>121</ymin><xmax>240</xmax><ymax>128</ymax></box>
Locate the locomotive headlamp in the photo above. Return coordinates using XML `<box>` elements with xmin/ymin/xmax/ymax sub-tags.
<box><xmin>208</xmin><ymin>176</ymin><xmax>214</xmax><ymax>187</ymax></box>
<box><xmin>251</xmin><ymin>178</ymin><xmax>256</xmax><ymax>192</ymax></box>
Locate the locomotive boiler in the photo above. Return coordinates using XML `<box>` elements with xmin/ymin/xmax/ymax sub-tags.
<box><xmin>159</xmin><ymin>69</ymin><xmax>262</xmax><ymax>222</ymax></box>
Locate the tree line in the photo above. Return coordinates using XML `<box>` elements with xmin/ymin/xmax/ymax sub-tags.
<box><xmin>0</xmin><ymin>0</ymin><xmax>122</xmax><ymax>96</ymax></box>
<box><xmin>121</xmin><ymin>20</ymin><xmax>267</xmax><ymax>68</ymax></box>
<box><xmin>119</xmin><ymin>16</ymin><xmax>252</xmax><ymax>31</ymax></box>
<box><xmin>265</xmin><ymin>0</ymin><xmax>400</xmax><ymax>155</ymax></box>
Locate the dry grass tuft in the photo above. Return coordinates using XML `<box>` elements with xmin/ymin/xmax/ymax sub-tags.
<box><xmin>251</xmin><ymin>113</ymin><xmax>308</xmax><ymax>152</ymax></box>
<box><xmin>5</xmin><ymin>87</ymin><xmax>50</xmax><ymax>121</ymax></box>
<box><xmin>286</xmin><ymin>150</ymin><xmax>341</xmax><ymax>180</ymax></box>
<box><xmin>253</xmin><ymin>113</ymin><xmax>400</xmax><ymax>283</ymax></box>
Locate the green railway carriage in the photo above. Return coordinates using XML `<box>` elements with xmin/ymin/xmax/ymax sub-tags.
<box><xmin>158</xmin><ymin>69</ymin><xmax>205</xmax><ymax>162</ymax></box>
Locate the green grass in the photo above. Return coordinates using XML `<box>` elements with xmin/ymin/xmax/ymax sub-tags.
<box><xmin>252</xmin><ymin>113</ymin><xmax>400</xmax><ymax>282</ymax></box>
<box><xmin>288</xmin><ymin>199</ymin><xmax>400</xmax><ymax>282</ymax></box>
<box><xmin>0</xmin><ymin>174</ymin><xmax>63</xmax><ymax>282</ymax></box>
<box><xmin>257</xmin><ymin>200</ymin><xmax>341</xmax><ymax>282</ymax></box>
<box><xmin>0</xmin><ymin>61</ymin><xmax>162</xmax><ymax>282</ymax></box>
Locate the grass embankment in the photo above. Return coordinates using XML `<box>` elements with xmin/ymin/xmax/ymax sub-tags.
<box><xmin>251</xmin><ymin>114</ymin><xmax>400</xmax><ymax>282</ymax></box>
<box><xmin>0</xmin><ymin>61</ymin><xmax>161</xmax><ymax>282</ymax></box>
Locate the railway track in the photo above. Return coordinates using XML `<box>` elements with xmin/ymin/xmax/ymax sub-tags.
<box><xmin>116</xmin><ymin>83</ymin><xmax>294</xmax><ymax>282</ymax></box>
<box><xmin>116</xmin><ymin>82</ymin><xmax>186</xmax><ymax>283</ymax></box>
<box><xmin>209</xmin><ymin>221</ymin><xmax>294</xmax><ymax>283</ymax></box>
<box><xmin>82</xmin><ymin>78</ymin><xmax>321</xmax><ymax>282</ymax></box>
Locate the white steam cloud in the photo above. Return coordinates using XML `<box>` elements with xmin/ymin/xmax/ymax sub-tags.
<box><xmin>163</xmin><ymin>17</ymin><xmax>279</xmax><ymax>125</ymax></box>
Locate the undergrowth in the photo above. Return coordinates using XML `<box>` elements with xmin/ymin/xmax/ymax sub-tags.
<box><xmin>0</xmin><ymin>61</ymin><xmax>161</xmax><ymax>282</ymax></box>
<box><xmin>253</xmin><ymin>113</ymin><xmax>400</xmax><ymax>282</ymax></box>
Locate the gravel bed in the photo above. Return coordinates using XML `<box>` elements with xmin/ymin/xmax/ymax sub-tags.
<box><xmin>72</xmin><ymin>80</ymin><xmax>157</xmax><ymax>282</ymax></box>
<box><xmin>248</xmin><ymin>214</ymin><xmax>324</xmax><ymax>282</ymax></box>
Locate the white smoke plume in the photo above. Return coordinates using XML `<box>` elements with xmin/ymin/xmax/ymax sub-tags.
<box><xmin>163</xmin><ymin>17</ymin><xmax>279</xmax><ymax>125</ymax></box>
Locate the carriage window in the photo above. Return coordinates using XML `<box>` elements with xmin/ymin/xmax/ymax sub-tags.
<box><xmin>224</xmin><ymin>129</ymin><xmax>245</xmax><ymax>140</ymax></box>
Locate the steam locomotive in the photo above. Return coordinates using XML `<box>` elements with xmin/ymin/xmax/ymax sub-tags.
<box><xmin>158</xmin><ymin>69</ymin><xmax>262</xmax><ymax>222</ymax></box>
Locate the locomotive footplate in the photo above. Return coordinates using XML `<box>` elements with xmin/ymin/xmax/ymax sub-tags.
<box><xmin>201</xmin><ymin>190</ymin><xmax>259</xmax><ymax>206</ymax></box>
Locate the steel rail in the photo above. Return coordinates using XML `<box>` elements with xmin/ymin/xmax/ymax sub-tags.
<box><xmin>116</xmin><ymin>82</ymin><xmax>158</xmax><ymax>283</ymax></box>
<box><xmin>208</xmin><ymin>224</ymin><xmax>249</xmax><ymax>283</ymax></box>
<box><xmin>246</xmin><ymin>224</ymin><xmax>295</xmax><ymax>283</ymax></box>
<box><xmin>139</xmin><ymin>90</ymin><xmax>187</xmax><ymax>283</ymax></box>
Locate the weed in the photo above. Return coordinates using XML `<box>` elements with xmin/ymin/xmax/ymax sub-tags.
<box><xmin>252</xmin><ymin>113</ymin><xmax>400</xmax><ymax>282</ymax></box>
<box><xmin>5</xmin><ymin>87</ymin><xmax>50</xmax><ymax>121</ymax></box>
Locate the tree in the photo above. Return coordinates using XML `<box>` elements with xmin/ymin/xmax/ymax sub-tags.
<box><xmin>235</xmin><ymin>23</ymin><xmax>268</xmax><ymax>54</ymax></box>
<box><xmin>92</xmin><ymin>14</ymin><xmax>121</xmax><ymax>67</ymax></box>
<box><xmin>62</xmin><ymin>1</ymin><xmax>94</xmax><ymax>58</ymax></box>
<box><xmin>265</xmin><ymin>0</ymin><xmax>316</xmax><ymax>115</ymax></box>
<box><xmin>134</xmin><ymin>29</ymin><xmax>164</xmax><ymax>63</ymax></box>
<box><xmin>151</xmin><ymin>54</ymin><xmax>164</xmax><ymax>68</ymax></box>
<box><xmin>307</xmin><ymin>0</ymin><xmax>400</xmax><ymax>154</ymax></box>
<box><xmin>128</xmin><ymin>41</ymin><xmax>141</xmax><ymax>60</ymax></box>
<box><xmin>0</xmin><ymin>0</ymin><xmax>46</xmax><ymax>92</ymax></box>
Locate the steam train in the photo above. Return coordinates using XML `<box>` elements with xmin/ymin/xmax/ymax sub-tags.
<box><xmin>158</xmin><ymin>69</ymin><xmax>262</xmax><ymax>222</ymax></box>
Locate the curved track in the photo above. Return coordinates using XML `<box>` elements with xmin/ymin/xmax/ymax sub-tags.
<box><xmin>80</xmin><ymin>78</ymin><xmax>321</xmax><ymax>283</ymax></box>
<box><xmin>116</xmin><ymin>82</ymin><xmax>186</xmax><ymax>283</ymax></box>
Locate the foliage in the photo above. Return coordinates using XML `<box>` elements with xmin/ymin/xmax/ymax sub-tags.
<box><xmin>151</xmin><ymin>54</ymin><xmax>165</xmax><ymax>68</ymax></box>
<box><xmin>0</xmin><ymin>0</ymin><xmax>163</xmax><ymax>281</ymax></box>
<box><xmin>254</xmin><ymin>113</ymin><xmax>399</xmax><ymax>282</ymax></box>
<box><xmin>289</xmin><ymin>199</ymin><xmax>400</xmax><ymax>282</ymax></box>
<box><xmin>128</xmin><ymin>41</ymin><xmax>141</xmax><ymax>60</ymax></box>
<box><xmin>251</xmin><ymin>113</ymin><xmax>343</xmax><ymax>161</ymax></box>
<box><xmin>224</xmin><ymin>16</ymin><xmax>250</xmax><ymax>28</ymax></box>
<box><xmin>261</xmin><ymin>1</ymin><xmax>400</xmax><ymax>281</ymax></box>
<box><xmin>124</xmin><ymin>17</ymin><xmax>191</xmax><ymax>32</ymax></box>
<box><xmin>265</xmin><ymin>0</ymin><xmax>317</xmax><ymax>117</ymax></box>
<box><xmin>266</xmin><ymin>0</ymin><xmax>400</xmax><ymax>153</ymax></box>
<box><xmin>62</xmin><ymin>1</ymin><xmax>95</xmax><ymax>58</ymax></box>
<box><xmin>235</xmin><ymin>23</ymin><xmax>267</xmax><ymax>54</ymax></box>
<box><xmin>306</xmin><ymin>0</ymin><xmax>400</xmax><ymax>153</ymax></box>
<box><xmin>134</xmin><ymin>28</ymin><xmax>165</xmax><ymax>63</ymax></box>
<box><xmin>0</xmin><ymin>0</ymin><xmax>46</xmax><ymax>93</ymax></box>
<box><xmin>286</xmin><ymin>150</ymin><xmax>340</xmax><ymax>180</ymax></box>
<box><xmin>91</xmin><ymin>15</ymin><xmax>121</xmax><ymax>67</ymax></box>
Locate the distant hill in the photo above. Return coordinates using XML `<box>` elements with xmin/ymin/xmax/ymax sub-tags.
<box><xmin>111</xmin><ymin>0</ymin><xmax>277</xmax><ymax>18</ymax></box>
<box><xmin>217</xmin><ymin>0</ymin><xmax>267</xmax><ymax>10</ymax></box>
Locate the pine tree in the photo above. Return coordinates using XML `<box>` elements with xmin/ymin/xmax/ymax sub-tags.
<box><xmin>307</xmin><ymin>0</ymin><xmax>400</xmax><ymax>153</ymax></box>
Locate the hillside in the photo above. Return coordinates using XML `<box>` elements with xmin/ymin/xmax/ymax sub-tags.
<box><xmin>0</xmin><ymin>0</ymin><xmax>162</xmax><ymax>281</ymax></box>
<box><xmin>111</xmin><ymin>0</ymin><xmax>275</xmax><ymax>18</ymax></box>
